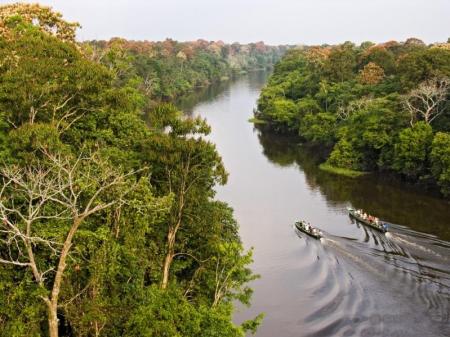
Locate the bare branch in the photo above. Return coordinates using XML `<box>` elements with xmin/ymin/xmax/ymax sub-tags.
<box><xmin>404</xmin><ymin>77</ymin><xmax>449</xmax><ymax>126</ymax></box>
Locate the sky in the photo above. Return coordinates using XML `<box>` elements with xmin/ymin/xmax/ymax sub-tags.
<box><xmin>3</xmin><ymin>0</ymin><xmax>450</xmax><ymax>45</ymax></box>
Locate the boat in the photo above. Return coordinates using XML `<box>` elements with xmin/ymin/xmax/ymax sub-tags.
<box><xmin>347</xmin><ymin>208</ymin><xmax>388</xmax><ymax>233</ymax></box>
<box><xmin>294</xmin><ymin>221</ymin><xmax>323</xmax><ymax>239</ymax></box>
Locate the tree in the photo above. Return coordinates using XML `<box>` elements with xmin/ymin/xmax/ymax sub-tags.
<box><xmin>405</xmin><ymin>37</ymin><xmax>426</xmax><ymax>47</ymax></box>
<box><xmin>430</xmin><ymin>132</ymin><xmax>450</xmax><ymax>196</ymax></box>
<box><xmin>404</xmin><ymin>77</ymin><xmax>449</xmax><ymax>125</ymax></box>
<box><xmin>144</xmin><ymin>104</ymin><xmax>227</xmax><ymax>290</ymax></box>
<box><xmin>299</xmin><ymin>112</ymin><xmax>337</xmax><ymax>144</ymax></box>
<box><xmin>0</xmin><ymin>5</ymin><xmax>263</xmax><ymax>336</ymax></box>
<box><xmin>124</xmin><ymin>286</ymin><xmax>248</xmax><ymax>337</ymax></box>
<box><xmin>0</xmin><ymin>3</ymin><xmax>79</xmax><ymax>43</ymax></box>
<box><xmin>393</xmin><ymin>122</ymin><xmax>433</xmax><ymax>178</ymax></box>
<box><xmin>260</xmin><ymin>97</ymin><xmax>299</xmax><ymax>131</ymax></box>
<box><xmin>327</xmin><ymin>138</ymin><xmax>363</xmax><ymax>170</ymax></box>
<box><xmin>0</xmin><ymin>18</ymin><xmax>111</xmax><ymax>133</ymax></box>
<box><xmin>360</xmin><ymin>45</ymin><xmax>396</xmax><ymax>75</ymax></box>
<box><xmin>0</xmin><ymin>151</ymin><xmax>136</xmax><ymax>337</ymax></box>
<box><xmin>325</xmin><ymin>42</ymin><xmax>357</xmax><ymax>82</ymax></box>
<box><xmin>398</xmin><ymin>48</ymin><xmax>450</xmax><ymax>89</ymax></box>
<box><xmin>358</xmin><ymin>62</ymin><xmax>385</xmax><ymax>85</ymax></box>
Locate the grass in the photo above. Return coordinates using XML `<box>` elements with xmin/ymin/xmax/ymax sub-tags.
<box><xmin>248</xmin><ymin>117</ymin><xmax>267</xmax><ymax>124</ymax></box>
<box><xmin>319</xmin><ymin>163</ymin><xmax>367</xmax><ymax>178</ymax></box>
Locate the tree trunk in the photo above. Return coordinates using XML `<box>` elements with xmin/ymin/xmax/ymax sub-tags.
<box><xmin>47</xmin><ymin>217</ymin><xmax>83</xmax><ymax>337</ymax></box>
<box><xmin>161</xmin><ymin>159</ymin><xmax>188</xmax><ymax>289</ymax></box>
<box><xmin>161</xmin><ymin>251</ymin><xmax>173</xmax><ymax>289</ymax></box>
<box><xmin>161</xmin><ymin>181</ymin><xmax>185</xmax><ymax>289</ymax></box>
<box><xmin>161</xmin><ymin>229</ymin><xmax>175</xmax><ymax>289</ymax></box>
<box><xmin>48</xmin><ymin>302</ymin><xmax>59</xmax><ymax>337</ymax></box>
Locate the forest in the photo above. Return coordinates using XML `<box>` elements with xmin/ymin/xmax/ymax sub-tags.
<box><xmin>85</xmin><ymin>37</ymin><xmax>287</xmax><ymax>103</ymax></box>
<box><xmin>0</xmin><ymin>4</ymin><xmax>277</xmax><ymax>337</ymax></box>
<box><xmin>256</xmin><ymin>39</ymin><xmax>450</xmax><ymax>196</ymax></box>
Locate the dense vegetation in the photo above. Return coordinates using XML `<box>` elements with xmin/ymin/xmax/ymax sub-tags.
<box><xmin>256</xmin><ymin>39</ymin><xmax>450</xmax><ymax>196</ymax></box>
<box><xmin>0</xmin><ymin>3</ymin><xmax>265</xmax><ymax>336</ymax></box>
<box><xmin>85</xmin><ymin>38</ymin><xmax>287</xmax><ymax>103</ymax></box>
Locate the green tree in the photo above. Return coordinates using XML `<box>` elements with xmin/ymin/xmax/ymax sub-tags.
<box><xmin>143</xmin><ymin>104</ymin><xmax>227</xmax><ymax>290</ymax></box>
<box><xmin>327</xmin><ymin>138</ymin><xmax>363</xmax><ymax>170</ymax></box>
<box><xmin>299</xmin><ymin>112</ymin><xmax>337</xmax><ymax>144</ymax></box>
<box><xmin>325</xmin><ymin>42</ymin><xmax>357</xmax><ymax>82</ymax></box>
<box><xmin>0</xmin><ymin>5</ymin><xmax>261</xmax><ymax>336</ymax></box>
<box><xmin>0</xmin><ymin>3</ymin><xmax>79</xmax><ymax>43</ymax></box>
<box><xmin>0</xmin><ymin>151</ymin><xmax>139</xmax><ymax>337</ymax></box>
<box><xmin>430</xmin><ymin>132</ymin><xmax>450</xmax><ymax>196</ymax></box>
<box><xmin>393</xmin><ymin>122</ymin><xmax>433</xmax><ymax>178</ymax></box>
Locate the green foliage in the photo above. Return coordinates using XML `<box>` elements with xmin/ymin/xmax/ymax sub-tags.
<box><xmin>393</xmin><ymin>122</ymin><xmax>433</xmax><ymax>178</ymax></box>
<box><xmin>0</xmin><ymin>273</ymin><xmax>47</xmax><ymax>337</ymax></box>
<box><xmin>398</xmin><ymin>48</ymin><xmax>450</xmax><ymax>90</ymax></box>
<box><xmin>327</xmin><ymin>138</ymin><xmax>363</xmax><ymax>170</ymax></box>
<box><xmin>85</xmin><ymin>39</ymin><xmax>286</xmax><ymax>102</ymax></box>
<box><xmin>430</xmin><ymin>132</ymin><xmax>450</xmax><ymax>196</ymax></box>
<box><xmin>299</xmin><ymin>112</ymin><xmax>337</xmax><ymax>144</ymax></box>
<box><xmin>0</xmin><ymin>6</ymin><xmax>262</xmax><ymax>337</ymax></box>
<box><xmin>325</xmin><ymin>42</ymin><xmax>357</xmax><ymax>82</ymax></box>
<box><xmin>319</xmin><ymin>163</ymin><xmax>366</xmax><ymax>178</ymax></box>
<box><xmin>266</xmin><ymin>98</ymin><xmax>298</xmax><ymax>130</ymax></box>
<box><xmin>257</xmin><ymin>39</ymin><xmax>450</xmax><ymax>195</ymax></box>
<box><xmin>360</xmin><ymin>46</ymin><xmax>396</xmax><ymax>75</ymax></box>
<box><xmin>125</xmin><ymin>286</ymin><xmax>245</xmax><ymax>337</ymax></box>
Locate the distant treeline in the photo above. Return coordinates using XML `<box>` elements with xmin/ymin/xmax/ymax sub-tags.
<box><xmin>85</xmin><ymin>38</ymin><xmax>288</xmax><ymax>102</ymax></box>
<box><xmin>0</xmin><ymin>3</ymin><xmax>265</xmax><ymax>337</ymax></box>
<box><xmin>256</xmin><ymin>39</ymin><xmax>450</xmax><ymax>196</ymax></box>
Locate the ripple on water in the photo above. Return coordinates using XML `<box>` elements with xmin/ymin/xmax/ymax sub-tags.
<box><xmin>292</xmin><ymin>236</ymin><xmax>377</xmax><ymax>337</ymax></box>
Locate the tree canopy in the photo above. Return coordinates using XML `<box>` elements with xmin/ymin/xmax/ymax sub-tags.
<box><xmin>0</xmin><ymin>4</ymin><xmax>263</xmax><ymax>336</ymax></box>
<box><xmin>256</xmin><ymin>41</ymin><xmax>450</xmax><ymax>196</ymax></box>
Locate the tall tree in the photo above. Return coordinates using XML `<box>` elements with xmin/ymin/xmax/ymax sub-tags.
<box><xmin>404</xmin><ymin>77</ymin><xmax>449</xmax><ymax>126</ymax></box>
<box><xmin>144</xmin><ymin>104</ymin><xmax>227</xmax><ymax>290</ymax></box>
<box><xmin>0</xmin><ymin>152</ymin><xmax>136</xmax><ymax>337</ymax></box>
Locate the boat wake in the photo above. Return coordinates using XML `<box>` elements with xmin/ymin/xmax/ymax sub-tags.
<box><xmin>386</xmin><ymin>232</ymin><xmax>445</xmax><ymax>259</ymax></box>
<box><xmin>290</xmin><ymin>212</ymin><xmax>450</xmax><ymax>336</ymax></box>
<box><xmin>297</xmin><ymin>237</ymin><xmax>377</xmax><ymax>337</ymax></box>
<box><xmin>304</xmin><ymin>226</ymin><xmax>450</xmax><ymax>337</ymax></box>
<box><xmin>283</xmin><ymin>217</ymin><xmax>450</xmax><ymax>337</ymax></box>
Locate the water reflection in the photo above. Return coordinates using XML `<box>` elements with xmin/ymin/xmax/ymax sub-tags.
<box><xmin>257</xmin><ymin>129</ymin><xmax>450</xmax><ymax>241</ymax></box>
<box><xmin>176</xmin><ymin>80</ymin><xmax>231</xmax><ymax>115</ymax></box>
<box><xmin>256</xmin><ymin>121</ymin><xmax>450</xmax><ymax>336</ymax></box>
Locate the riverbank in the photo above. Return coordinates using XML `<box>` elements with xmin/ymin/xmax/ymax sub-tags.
<box><xmin>255</xmin><ymin>41</ymin><xmax>450</xmax><ymax>198</ymax></box>
<box><xmin>319</xmin><ymin>163</ymin><xmax>366</xmax><ymax>177</ymax></box>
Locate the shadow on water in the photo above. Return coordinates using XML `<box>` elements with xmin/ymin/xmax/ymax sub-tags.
<box><xmin>257</xmin><ymin>129</ymin><xmax>450</xmax><ymax>241</ymax></box>
<box><xmin>177</xmin><ymin>70</ymin><xmax>269</xmax><ymax>115</ymax></box>
<box><xmin>257</xmin><ymin>129</ymin><xmax>450</xmax><ymax>336</ymax></box>
<box><xmin>175</xmin><ymin>80</ymin><xmax>231</xmax><ymax>115</ymax></box>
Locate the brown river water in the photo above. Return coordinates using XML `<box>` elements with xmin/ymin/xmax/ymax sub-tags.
<box><xmin>178</xmin><ymin>71</ymin><xmax>450</xmax><ymax>337</ymax></box>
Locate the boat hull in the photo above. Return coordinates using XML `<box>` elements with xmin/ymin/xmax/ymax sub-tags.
<box><xmin>294</xmin><ymin>221</ymin><xmax>322</xmax><ymax>239</ymax></box>
<box><xmin>348</xmin><ymin>209</ymin><xmax>388</xmax><ymax>233</ymax></box>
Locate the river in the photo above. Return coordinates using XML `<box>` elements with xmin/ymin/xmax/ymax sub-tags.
<box><xmin>179</xmin><ymin>71</ymin><xmax>450</xmax><ymax>337</ymax></box>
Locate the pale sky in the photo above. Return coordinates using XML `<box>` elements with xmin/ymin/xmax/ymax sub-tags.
<box><xmin>3</xmin><ymin>0</ymin><xmax>450</xmax><ymax>45</ymax></box>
